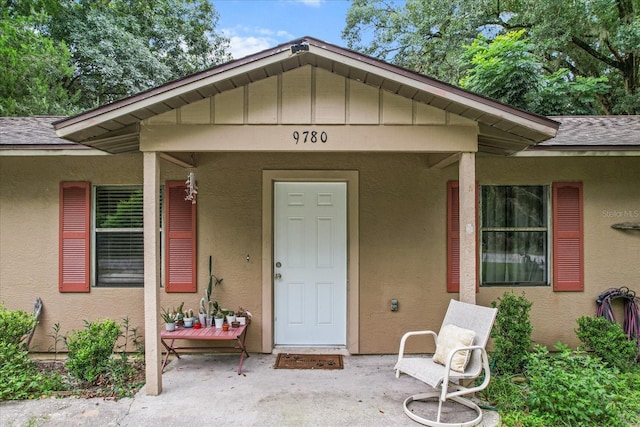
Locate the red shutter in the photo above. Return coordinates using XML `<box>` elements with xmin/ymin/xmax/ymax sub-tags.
<box><xmin>447</xmin><ymin>181</ymin><xmax>479</xmax><ymax>293</ymax></box>
<box><xmin>447</xmin><ymin>181</ymin><xmax>461</xmax><ymax>292</ymax></box>
<box><xmin>165</xmin><ymin>181</ymin><xmax>197</xmax><ymax>292</ymax></box>
<box><xmin>553</xmin><ymin>182</ymin><xmax>584</xmax><ymax>291</ymax></box>
<box><xmin>59</xmin><ymin>182</ymin><xmax>90</xmax><ymax>292</ymax></box>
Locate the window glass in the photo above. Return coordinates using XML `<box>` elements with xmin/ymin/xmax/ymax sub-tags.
<box><xmin>481</xmin><ymin>186</ymin><xmax>548</xmax><ymax>286</ymax></box>
<box><xmin>95</xmin><ymin>187</ymin><xmax>143</xmax><ymax>287</ymax></box>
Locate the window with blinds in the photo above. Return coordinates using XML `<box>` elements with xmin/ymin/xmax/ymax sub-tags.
<box><xmin>95</xmin><ymin>187</ymin><xmax>144</xmax><ymax>287</ymax></box>
<box><xmin>480</xmin><ymin>185</ymin><xmax>548</xmax><ymax>286</ymax></box>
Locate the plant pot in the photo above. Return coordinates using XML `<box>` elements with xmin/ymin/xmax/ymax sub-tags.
<box><xmin>237</xmin><ymin>316</ymin><xmax>246</xmax><ymax>325</ymax></box>
<box><xmin>231</xmin><ymin>321</ymin><xmax>240</xmax><ymax>328</ymax></box>
<box><xmin>165</xmin><ymin>322</ymin><xmax>176</xmax><ymax>332</ymax></box>
<box><xmin>222</xmin><ymin>323</ymin><xmax>229</xmax><ymax>332</ymax></box>
<box><xmin>198</xmin><ymin>313</ymin><xmax>207</xmax><ymax>327</ymax></box>
<box><xmin>183</xmin><ymin>317</ymin><xmax>194</xmax><ymax>328</ymax></box>
<box><xmin>226</xmin><ymin>315</ymin><xmax>236</xmax><ymax>324</ymax></box>
<box><xmin>214</xmin><ymin>317</ymin><xmax>224</xmax><ymax>328</ymax></box>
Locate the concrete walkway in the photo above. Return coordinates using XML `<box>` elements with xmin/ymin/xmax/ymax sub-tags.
<box><xmin>0</xmin><ymin>354</ymin><xmax>499</xmax><ymax>426</ymax></box>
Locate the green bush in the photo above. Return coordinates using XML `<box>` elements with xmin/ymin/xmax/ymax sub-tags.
<box><xmin>525</xmin><ymin>344</ymin><xmax>637</xmax><ymax>427</ymax></box>
<box><xmin>0</xmin><ymin>341</ymin><xmax>65</xmax><ymax>400</ymax></box>
<box><xmin>0</xmin><ymin>305</ymin><xmax>64</xmax><ymax>400</ymax></box>
<box><xmin>575</xmin><ymin>315</ymin><xmax>638</xmax><ymax>372</ymax></box>
<box><xmin>0</xmin><ymin>303</ymin><xmax>35</xmax><ymax>347</ymax></box>
<box><xmin>65</xmin><ymin>319</ymin><xmax>121</xmax><ymax>383</ymax></box>
<box><xmin>490</xmin><ymin>291</ymin><xmax>533</xmax><ymax>374</ymax></box>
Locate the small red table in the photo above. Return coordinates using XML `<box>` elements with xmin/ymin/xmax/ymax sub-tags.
<box><xmin>160</xmin><ymin>324</ymin><xmax>250</xmax><ymax>374</ymax></box>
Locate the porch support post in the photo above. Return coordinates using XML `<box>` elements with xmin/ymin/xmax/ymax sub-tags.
<box><xmin>458</xmin><ymin>152</ymin><xmax>477</xmax><ymax>304</ymax></box>
<box><xmin>143</xmin><ymin>151</ymin><xmax>162</xmax><ymax>395</ymax></box>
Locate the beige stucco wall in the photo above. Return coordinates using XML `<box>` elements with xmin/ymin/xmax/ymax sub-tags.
<box><xmin>475</xmin><ymin>155</ymin><xmax>640</xmax><ymax>349</ymax></box>
<box><xmin>2</xmin><ymin>151</ymin><xmax>638</xmax><ymax>354</ymax></box>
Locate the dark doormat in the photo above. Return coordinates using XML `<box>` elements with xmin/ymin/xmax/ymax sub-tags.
<box><xmin>274</xmin><ymin>353</ymin><xmax>344</xmax><ymax>370</ymax></box>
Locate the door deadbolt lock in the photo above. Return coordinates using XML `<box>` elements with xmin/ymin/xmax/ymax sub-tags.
<box><xmin>275</xmin><ymin>262</ymin><xmax>282</xmax><ymax>268</ymax></box>
<box><xmin>275</xmin><ymin>273</ymin><xmax>282</xmax><ymax>279</ymax></box>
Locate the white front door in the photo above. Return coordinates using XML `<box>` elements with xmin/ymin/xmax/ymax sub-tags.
<box><xmin>274</xmin><ymin>182</ymin><xmax>347</xmax><ymax>345</ymax></box>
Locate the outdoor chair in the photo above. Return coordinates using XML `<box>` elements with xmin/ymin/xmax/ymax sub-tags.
<box><xmin>394</xmin><ymin>299</ymin><xmax>497</xmax><ymax>426</ymax></box>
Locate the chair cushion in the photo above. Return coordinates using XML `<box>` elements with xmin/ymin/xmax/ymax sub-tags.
<box><xmin>433</xmin><ymin>324</ymin><xmax>476</xmax><ymax>372</ymax></box>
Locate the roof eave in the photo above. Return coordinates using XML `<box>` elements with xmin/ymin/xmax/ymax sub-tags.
<box><xmin>54</xmin><ymin>37</ymin><xmax>559</xmax><ymax>151</ymax></box>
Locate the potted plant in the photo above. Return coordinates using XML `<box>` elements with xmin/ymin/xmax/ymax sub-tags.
<box><xmin>236</xmin><ymin>307</ymin><xmax>251</xmax><ymax>325</ymax></box>
<box><xmin>183</xmin><ymin>308</ymin><xmax>195</xmax><ymax>327</ymax></box>
<box><xmin>208</xmin><ymin>300</ymin><xmax>220</xmax><ymax>327</ymax></box>
<box><xmin>199</xmin><ymin>298</ymin><xmax>208</xmax><ymax>327</ymax></box>
<box><xmin>175</xmin><ymin>302</ymin><xmax>185</xmax><ymax>326</ymax></box>
<box><xmin>161</xmin><ymin>307</ymin><xmax>178</xmax><ymax>331</ymax></box>
<box><xmin>226</xmin><ymin>310</ymin><xmax>236</xmax><ymax>324</ymax></box>
<box><xmin>213</xmin><ymin>309</ymin><xmax>225</xmax><ymax>328</ymax></box>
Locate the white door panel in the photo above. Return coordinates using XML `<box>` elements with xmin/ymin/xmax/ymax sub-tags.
<box><xmin>274</xmin><ymin>182</ymin><xmax>347</xmax><ymax>345</ymax></box>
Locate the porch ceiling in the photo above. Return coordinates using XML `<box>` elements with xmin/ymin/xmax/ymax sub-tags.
<box><xmin>54</xmin><ymin>37</ymin><xmax>559</xmax><ymax>155</ymax></box>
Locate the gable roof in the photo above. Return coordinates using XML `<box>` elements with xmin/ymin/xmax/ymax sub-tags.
<box><xmin>529</xmin><ymin>116</ymin><xmax>640</xmax><ymax>150</ymax></box>
<box><xmin>53</xmin><ymin>37</ymin><xmax>559</xmax><ymax>155</ymax></box>
<box><xmin>0</xmin><ymin>116</ymin><xmax>78</xmax><ymax>149</ymax></box>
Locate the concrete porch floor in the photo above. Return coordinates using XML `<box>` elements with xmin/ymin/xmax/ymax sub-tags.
<box><xmin>0</xmin><ymin>354</ymin><xmax>499</xmax><ymax>426</ymax></box>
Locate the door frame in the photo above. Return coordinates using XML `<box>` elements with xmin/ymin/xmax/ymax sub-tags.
<box><xmin>262</xmin><ymin>170</ymin><xmax>359</xmax><ymax>353</ymax></box>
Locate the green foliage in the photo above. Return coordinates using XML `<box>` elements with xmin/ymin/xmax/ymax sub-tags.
<box><xmin>459</xmin><ymin>31</ymin><xmax>611</xmax><ymax>114</ymax></box>
<box><xmin>2</xmin><ymin>0</ymin><xmax>231</xmax><ymax>113</ymax></box>
<box><xmin>106</xmin><ymin>317</ymin><xmax>145</xmax><ymax>397</ymax></box>
<box><xmin>575</xmin><ymin>315</ymin><xmax>638</xmax><ymax>372</ymax></box>
<box><xmin>65</xmin><ymin>319</ymin><xmax>121</xmax><ymax>383</ymax></box>
<box><xmin>525</xmin><ymin>344</ymin><xmax>638</xmax><ymax>427</ymax></box>
<box><xmin>490</xmin><ymin>291</ymin><xmax>533</xmax><ymax>375</ymax></box>
<box><xmin>0</xmin><ymin>15</ymin><xmax>74</xmax><ymax>115</ymax></box>
<box><xmin>0</xmin><ymin>341</ymin><xmax>65</xmax><ymax>400</ymax></box>
<box><xmin>460</xmin><ymin>30</ymin><xmax>541</xmax><ymax>111</ymax></box>
<box><xmin>0</xmin><ymin>304</ymin><xmax>36</xmax><ymax>347</ymax></box>
<box><xmin>46</xmin><ymin>0</ymin><xmax>231</xmax><ymax>110</ymax></box>
<box><xmin>537</xmin><ymin>69</ymin><xmax>610</xmax><ymax>115</ymax></box>
<box><xmin>47</xmin><ymin>321</ymin><xmax>66</xmax><ymax>363</ymax></box>
<box><xmin>479</xmin><ymin>374</ymin><xmax>526</xmax><ymax>412</ymax></box>
<box><xmin>344</xmin><ymin>0</ymin><xmax>640</xmax><ymax>114</ymax></box>
<box><xmin>98</xmin><ymin>190</ymin><xmax>143</xmax><ymax>228</ymax></box>
<box><xmin>0</xmin><ymin>305</ymin><xmax>65</xmax><ymax>401</ymax></box>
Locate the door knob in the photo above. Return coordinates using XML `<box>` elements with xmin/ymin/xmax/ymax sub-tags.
<box><xmin>275</xmin><ymin>273</ymin><xmax>282</xmax><ymax>280</ymax></box>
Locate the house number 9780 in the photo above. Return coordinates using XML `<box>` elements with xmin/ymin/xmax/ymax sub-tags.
<box><xmin>292</xmin><ymin>130</ymin><xmax>328</xmax><ymax>144</ymax></box>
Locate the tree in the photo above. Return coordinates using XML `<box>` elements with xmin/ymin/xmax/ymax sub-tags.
<box><xmin>47</xmin><ymin>0</ymin><xmax>232</xmax><ymax>110</ymax></box>
<box><xmin>1</xmin><ymin>0</ymin><xmax>231</xmax><ymax>113</ymax></box>
<box><xmin>343</xmin><ymin>0</ymin><xmax>640</xmax><ymax>114</ymax></box>
<box><xmin>460</xmin><ymin>30</ymin><xmax>542</xmax><ymax>111</ymax></box>
<box><xmin>0</xmin><ymin>14</ymin><xmax>74</xmax><ymax>115</ymax></box>
<box><xmin>459</xmin><ymin>30</ymin><xmax>610</xmax><ymax>115</ymax></box>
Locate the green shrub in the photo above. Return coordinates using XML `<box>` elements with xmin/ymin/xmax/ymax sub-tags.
<box><xmin>490</xmin><ymin>291</ymin><xmax>532</xmax><ymax>374</ymax></box>
<box><xmin>526</xmin><ymin>343</ymin><xmax>636</xmax><ymax>427</ymax></box>
<box><xmin>0</xmin><ymin>304</ymin><xmax>36</xmax><ymax>347</ymax></box>
<box><xmin>0</xmin><ymin>341</ymin><xmax>65</xmax><ymax>400</ymax></box>
<box><xmin>0</xmin><ymin>305</ymin><xmax>64</xmax><ymax>400</ymax></box>
<box><xmin>575</xmin><ymin>315</ymin><xmax>638</xmax><ymax>372</ymax></box>
<box><xmin>65</xmin><ymin>319</ymin><xmax>121</xmax><ymax>383</ymax></box>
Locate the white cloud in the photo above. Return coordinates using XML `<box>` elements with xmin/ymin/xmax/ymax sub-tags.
<box><xmin>295</xmin><ymin>0</ymin><xmax>324</xmax><ymax>6</ymax></box>
<box><xmin>223</xmin><ymin>26</ymin><xmax>295</xmax><ymax>59</ymax></box>
<box><xmin>227</xmin><ymin>36</ymin><xmax>274</xmax><ymax>58</ymax></box>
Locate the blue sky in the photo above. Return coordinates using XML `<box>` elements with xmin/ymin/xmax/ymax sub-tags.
<box><xmin>213</xmin><ymin>0</ymin><xmax>353</xmax><ymax>58</ymax></box>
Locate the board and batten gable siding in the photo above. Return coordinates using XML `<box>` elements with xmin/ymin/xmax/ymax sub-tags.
<box><xmin>143</xmin><ymin>66</ymin><xmax>471</xmax><ymax>127</ymax></box>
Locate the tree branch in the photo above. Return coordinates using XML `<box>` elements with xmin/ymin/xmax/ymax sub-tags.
<box><xmin>571</xmin><ymin>36</ymin><xmax>621</xmax><ymax>70</ymax></box>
